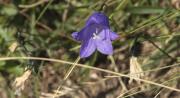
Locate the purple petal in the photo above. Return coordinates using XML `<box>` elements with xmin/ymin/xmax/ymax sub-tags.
<box><xmin>98</xmin><ymin>29</ymin><xmax>118</xmax><ymax>40</ymax></box>
<box><xmin>80</xmin><ymin>38</ymin><xmax>96</xmax><ymax>58</ymax></box>
<box><xmin>71</xmin><ymin>25</ymin><xmax>95</xmax><ymax>42</ymax></box>
<box><xmin>110</xmin><ymin>31</ymin><xmax>119</xmax><ymax>40</ymax></box>
<box><xmin>97</xmin><ymin>29</ymin><xmax>106</xmax><ymax>40</ymax></box>
<box><xmin>96</xmin><ymin>39</ymin><xmax>113</xmax><ymax>55</ymax></box>
<box><xmin>72</xmin><ymin>32</ymin><xmax>79</xmax><ymax>41</ymax></box>
<box><xmin>78</xmin><ymin>25</ymin><xmax>96</xmax><ymax>42</ymax></box>
<box><xmin>86</xmin><ymin>12</ymin><xmax>110</xmax><ymax>28</ymax></box>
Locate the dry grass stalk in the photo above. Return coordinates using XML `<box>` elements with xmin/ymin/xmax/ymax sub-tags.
<box><xmin>40</xmin><ymin>86</ymin><xmax>73</xmax><ymax>98</ymax></box>
<box><xmin>40</xmin><ymin>92</ymin><xmax>61</xmax><ymax>98</ymax></box>
<box><xmin>129</xmin><ymin>56</ymin><xmax>144</xmax><ymax>84</ymax></box>
<box><xmin>1</xmin><ymin>57</ymin><xmax>179</xmax><ymax>92</ymax></box>
<box><xmin>8</xmin><ymin>42</ymin><xmax>18</xmax><ymax>52</ymax></box>
<box><xmin>12</xmin><ymin>69</ymin><xmax>32</xmax><ymax>96</ymax></box>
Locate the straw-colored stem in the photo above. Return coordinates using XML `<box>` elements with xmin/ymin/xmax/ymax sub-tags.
<box><xmin>0</xmin><ymin>57</ymin><xmax>180</xmax><ymax>92</ymax></box>
<box><xmin>53</xmin><ymin>56</ymin><xmax>81</xmax><ymax>98</ymax></box>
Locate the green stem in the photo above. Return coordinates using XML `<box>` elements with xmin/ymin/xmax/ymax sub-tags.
<box><xmin>126</xmin><ymin>10</ymin><xmax>179</xmax><ymax>35</ymax></box>
<box><xmin>146</xmin><ymin>38</ymin><xmax>177</xmax><ymax>62</ymax></box>
<box><xmin>35</xmin><ymin>0</ymin><xmax>53</xmax><ymax>25</ymax></box>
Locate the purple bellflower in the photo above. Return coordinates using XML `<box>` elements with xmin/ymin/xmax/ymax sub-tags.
<box><xmin>72</xmin><ymin>12</ymin><xmax>119</xmax><ymax>58</ymax></box>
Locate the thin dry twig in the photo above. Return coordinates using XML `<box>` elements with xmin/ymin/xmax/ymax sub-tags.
<box><xmin>0</xmin><ymin>57</ymin><xmax>180</xmax><ymax>92</ymax></box>
<box><xmin>53</xmin><ymin>57</ymin><xmax>81</xmax><ymax>98</ymax></box>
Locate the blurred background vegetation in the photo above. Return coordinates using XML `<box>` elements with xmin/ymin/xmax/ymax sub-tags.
<box><xmin>0</xmin><ymin>0</ymin><xmax>180</xmax><ymax>98</ymax></box>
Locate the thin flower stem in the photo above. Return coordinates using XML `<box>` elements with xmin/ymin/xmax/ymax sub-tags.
<box><xmin>115</xmin><ymin>10</ymin><xmax>180</xmax><ymax>41</ymax></box>
<box><xmin>35</xmin><ymin>0</ymin><xmax>53</xmax><ymax>25</ymax></box>
<box><xmin>146</xmin><ymin>33</ymin><xmax>180</xmax><ymax>40</ymax></box>
<box><xmin>0</xmin><ymin>57</ymin><xmax>180</xmax><ymax>92</ymax></box>
<box><xmin>109</xmin><ymin>0</ymin><xmax>130</xmax><ymax>19</ymax></box>
<box><xmin>115</xmin><ymin>0</ymin><xmax>129</xmax><ymax>11</ymax></box>
<box><xmin>53</xmin><ymin>56</ymin><xmax>81</xmax><ymax>98</ymax></box>
<box><xmin>146</xmin><ymin>38</ymin><xmax>177</xmax><ymax>62</ymax></box>
<box><xmin>98</xmin><ymin>0</ymin><xmax>107</xmax><ymax>11</ymax></box>
<box><xmin>125</xmin><ymin>10</ymin><xmax>179</xmax><ymax>35</ymax></box>
<box><xmin>18</xmin><ymin>0</ymin><xmax>48</xmax><ymax>8</ymax></box>
<box><xmin>63</xmin><ymin>57</ymin><xmax>81</xmax><ymax>80</ymax></box>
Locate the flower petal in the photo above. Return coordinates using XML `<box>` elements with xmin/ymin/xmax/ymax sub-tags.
<box><xmin>78</xmin><ymin>25</ymin><xmax>96</xmax><ymax>42</ymax></box>
<box><xmin>96</xmin><ymin>29</ymin><xmax>105</xmax><ymax>40</ymax></box>
<box><xmin>86</xmin><ymin>12</ymin><xmax>110</xmax><ymax>28</ymax></box>
<box><xmin>98</xmin><ymin>29</ymin><xmax>118</xmax><ymax>40</ymax></box>
<box><xmin>80</xmin><ymin>38</ymin><xmax>96</xmax><ymax>58</ymax></box>
<box><xmin>72</xmin><ymin>32</ymin><xmax>79</xmax><ymax>41</ymax></box>
<box><xmin>110</xmin><ymin>31</ymin><xmax>119</xmax><ymax>40</ymax></box>
<box><xmin>72</xmin><ymin>25</ymin><xmax>95</xmax><ymax>42</ymax></box>
<box><xmin>96</xmin><ymin>39</ymin><xmax>113</xmax><ymax>55</ymax></box>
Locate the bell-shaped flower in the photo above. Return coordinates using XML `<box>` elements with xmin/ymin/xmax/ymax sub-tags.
<box><xmin>72</xmin><ymin>12</ymin><xmax>119</xmax><ymax>58</ymax></box>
